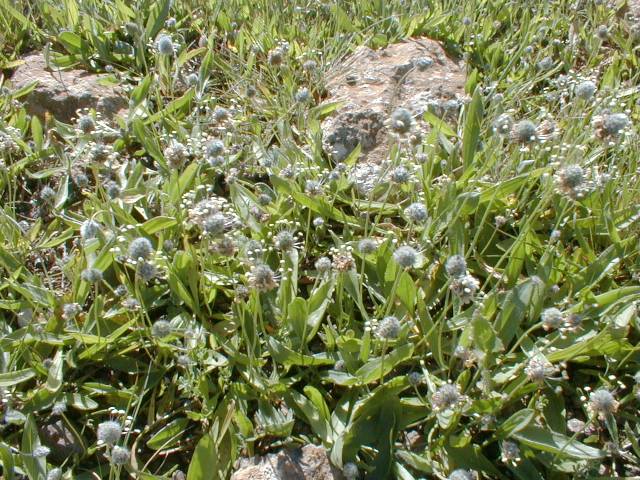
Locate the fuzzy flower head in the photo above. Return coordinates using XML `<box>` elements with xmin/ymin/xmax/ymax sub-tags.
<box><xmin>80</xmin><ymin>219</ymin><xmax>101</xmax><ymax>240</ymax></box>
<box><xmin>164</xmin><ymin>139</ymin><xmax>189</xmax><ymax>169</ymax></box>
<box><xmin>343</xmin><ymin>462</ymin><xmax>359</xmax><ymax>479</ymax></box>
<box><xmin>40</xmin><ymin>186</ymin><xmax>57</xmax><ymax>204</ymax></box>
<box><xmin>156</xmin><ymin>34</ymin><xmax>174</xmax><ymax>55</ymax></box>
<box><xmin>81</xmin><ymin>268</ymin><xmax>103</xmax><ymax>284</ymax></box>
<box><xmin>315</xmin><ymin>256</ymin><xmax>332</xmax><ymax>274</ymax></box>
<box><xmin>541</xmin><ymin>307</ymin><xmax>564</xmax><ymax>330</ymax></box>
<box><xmin>32</xmin><ymin>446</ymin><xmax>50</xmax><ymax>458</ymax></box>
<box><xmin>390</xmin><ymin>108</ymin><xmax>415</xmax><ymax>134</ymax></box>
<box><xmin>357</xmin><ymin>238</ymin><xmax>377</xmax><ymax>255</ymax></box>
<box><xmin>332</xmin><ymin>249</ymin><xmax>355</xmax><ymax>273</ymax></box>
<box><xmin>588</xmin><ymin>388</ymin><xmax>619</xmax><ymax>419</ymax></box>
<box><xmin>393</xmin><ymin>245</ymin><xmax>422</xmax><ymax>269</ymax></box>
<box><xmin>375</xmin><ymin>316</ymin><xmax>401</xmax><ymax>340</ymax></box>
<box><xmin>511</xmin><ymin>120</ymin><xmax>537</xmax><ymax>143</ymax></box>
<box><xmin>247</xmin><ymin>264</ymin><xmax>278</xmax><ymax>292</ymax></box>
<box><xmin>525</xmin><ymin>354</ymin><xmax>555</xmax><ymax>383</ymax></box>
<box><xmin>432</xmin><ymin>383</ymin><xmax>464</xmax><ymax>411</ymax></box>
<box><xmin>594</xmin><ymin>112</ymin><xmax>630</xmax><ymax>139</ymax></box>
<box><xmin>62</xmin><ymin>303</ymin><xmax>82</xmax><ymax>320</ymax></box>
<box><xmin>97</xmin><ymin>420</ymin><xmax>122</xmax><ymax>445</ymax></box>
<box><xmin>404</xmin><ymin>202</ymin><xmax>428</xmax><ymax>223</ymax></box>
<box><xmin>493</xmin><ymin>113</ymin><xmax>514</xmax><ymax>136</ymax></box>
<box><xmin>128</xmin><ymin>237</ymin><xmax>154</xmax><ymax>261</ymax></box>
<box><xmin>47</xmin><ymin>468</ymin><xmax>63</xmax><ymax>480</ymax></box>
<box><xmin>445</xmin><ymin>255</ymin><xmax>467</xmax><ymax>278</ymax></box>
<box><xmin>389</xmin><ymin>165</ymin><xmax>411</xmax><ymax>184</ymax></box>
<box><xmin>448</xmin><ymin>469</ymin><xmax>475</xmax><ymax>480</ymax></box>
<box><xmin>110</xmin><ymin>445</ymin><xmax>130</xmax><ymax>466</ymax></box>
<box><xmin>556</xmin><ymin>165</ymin><xmax>592</xmax><ymax>200</ymax></box>
<box><xmin>500</xmin><ymin>440</ymin><xmax>521</xmax><ymax>465</ymax></box>
<box><xmin>77</xmin><ymin>115</ymin><xmax>95</xmax><ymax>134</ymax></box>
<box><xmin>151</xmin><ymin>319</ymin><xmax>172</xmax><ymax>338</ymax></box>
<box><xmin>574</xmin><ymin>80</ymin><xmax>596</xmax><ymax>100</ymax></box>
<box><xmin>273</xmin><ymin>230</ymin><xmax>298</xmax><ymax>251</ymax></box>
<box><xmin>450</xmin><ymin>274</ymin><xmax>479</xmax><ymax>304</ymax></box>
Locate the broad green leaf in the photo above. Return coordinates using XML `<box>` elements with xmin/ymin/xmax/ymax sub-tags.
<box><xmin>147</xmin><ymin>418</ymin><xmax>190</xmax><ymax>450</ymax></box>
<box><xmin>512</xmin><ymin>426</ymin><xmax>605</xmax><ymax>459</ymax></box>
<box><xmin>0</xmin><ymin>368</ymin><xmax>36</xmax><ymax>387</ymax></box>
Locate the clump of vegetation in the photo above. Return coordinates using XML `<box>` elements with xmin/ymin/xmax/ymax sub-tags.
<box><xmin>0</xmin><ymin>0</ymin><xmax>639</xmax><ymax>479</ymax></box>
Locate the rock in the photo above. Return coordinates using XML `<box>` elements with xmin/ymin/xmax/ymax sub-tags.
<box><xmin>39</xmin><ymin>419</ymin><xmax>84</xmax><ymax>463</ymax></box>
<box><xmin>321</xmin><ymin>38</ymin><xmax>466</xmax><ymax>164</ymax></box>
<box><xmin>10</xmin><ymin>53</ymin><xmax>127</xmax><ymax>123</ymax></box>
<box><xmin>231</xmin><ymin>444</ymin><xmax>344</xmax><ymax>480</ymax></box>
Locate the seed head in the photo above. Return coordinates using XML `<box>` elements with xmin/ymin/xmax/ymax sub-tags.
<box><xmin>295</xmin><ymin>87</ymin><xmax>311</xmax><ymax>103</ymax></box>
<box><xmin>357</xmin><ymin>238</ymin><xmax>377</xmax><ymax>254</ymax></box>
<box><xmin>205</xmin><ymin>140</ymin><xmax>225</xmax><ymax>158</ymax></box>
<box><xmin>541</xmin><ymin>307</ymin><xmax>563</xmax><ymax>330</ymax></box>
<box><xmin>575</xmin><ymin>80</ymin><xmax>596</xmax><ymax>100</ymax></box>
<box><xmin>524</xmin><ymin>354</ymin><xmax>555</xmax><ymax>383</ymax></box>
<box><xmin>80</xmin><ymin>219</ymin><xmax>101</xmax><ymax>240</ymax></box>
<box><xmin>390</xmin><ymin>166</ymin><xmax>411</xmax><ymax>184</ymax></box>
<box><xmin>375</xmin><ymin>316</ymin><xmax>401</xmax><ymax>340</ymax></box>
<box><xmin>332</xmin><ymin>251</ymin><xmax>355</xmax><ymax>272</ymax></box>
<box><xmin>268</xmin><ymin>47</ymin><xmax>284</xmax><ymax>66</ymax></box>
<box><xmin>137</xmin><ymin>261</ymin><xmax>157</xmax><ymax>282</ymax></box>
<box><xmin>588</xmin><ymin>388</ymin><xmax>618</xmax><ymax>419</ymax></box>
<box><xmin>110</xmin><ymin>445</ymin><xmax>130</xmax><ymax>466</ymax></box>
<box><xmin>248</xmin><ymin>264</ymin><xmax>278</xmax><ymax>292</ymax></box>
<box><xmin>97</xmin><ymin>420</ymin><xmax>122</xmax><ymax>445</ymax></box>
<box><xmin>32</xmin><ymin>446</ymin><xmax>50</xmax><ymax>458</ymax></box>
<box><xmin>315</xmin><ymin>256</ymin><xmax>332</xmax><ymax>273</ymax></box>
<box><xmin>274</xmin><ymin>231</ymin><xmax>296</xmax><ymax>251</ymax></box>
<box><xmin>203</xmin><ymin>213</ymin><xmax>227</xmax><ymax>236</ymax></box>
<box><xmin>432</xmin><ymin>383</ymin><xmax>463</xmax><ymax>411</ymax></box>
<box><xmin>390</xmin><ymin>108</ymin><xmax>414</xmax><ymax>134</ymax></box>
<box><xmin>493</xmin><ymin>113</ymin><xmax>514</xmax><ymax>136</ymax></box>
<box><xmin>62</xmin><ymin>303</ymin><xmax>82</xmax><ymax>320</ymax></box>
<box><xmin>81</xmin><ymin>268</ymin><xmax>103</xmax><ymax>284</ymax></box>
<box><xmin>156</xmin><ymin>34</ymin><xmax>174</xmax><ymax>55</ymax></box>
<box><xmin>408</xmin><ymin>371</ymin><xmax>423</xmax><ymax>386</ymax></box>
<box><xmin>304</xmin><ymin>179</ymin><xmax>323</xmax><ymax>196</ymax></box>
<box><xmin>152</xmin><ymin>319</ymin><xmax>172</xmax><ymax>338</ymax></box>
<box><xmin>450</xmin><ymin>274</ymin><xmax>479</xmax><ymax>304</ymax></box>
<box><xmin>77</xmin><ymin>115</ymin><xmax>95</xmax><ymax>133</ymax></box>
<box><xmin>343</xmin><ymin>462</ymin><xmax>359</xmax><ymax>479</ymax></box>
<box><xmin>602</xmin><ymin>113</ymin><xmax>629</xmax><ymax>136</ymax></box>
<box><xmin>128</xmin><ymin>237</ymin><xmax>154</xmax><ymax>260</ymax></box>
<box><xmin>448</xmin><ymin>469</ymin><xmax>474</xmax><ymax>480</ymax></box>
<box><xmin>47</xmin><ymin>468</ymin><xmax>63</xmax><ymax>480</ymax></box>
<box><xmin>567</xmin><ymin>418</ymin><xmax>586</xmax><ymax>433</ymax></box>
<box><xmin>40</xmin><ymin>186</ymin><xmax>57</xmax><ymax>204</ymax></box>
<box><xmin>500</xmin><ymin>440</ymin><xmax>521</xmax><ymax>465</ymax></box>
<box><xmin>164</xmin><ymin>140</ymin><xmax>189</xmax><ymax>169</ymax></box>
<box><xmin>511</xmin><ymin>120</ymin><xmax>537</xmax><ymax>143</ymax></box>
<box><xmin>445</xmin><ymin>255</ymin><xmax>467</xmax><ymax>278</ymax></box>
<box><xmin>404</xmin><ymin>202</ymin><xmax>428</xmax><ymax>223</ymax></box>
<box><xmin>302</xmin><ymin>60</ymin><xmax>318</xmax><ymax>72</ymax></box>
<box><xmin>393</xmin><ymin>245</ymin><xmax>421</xmax><ymax>269</ymax></box>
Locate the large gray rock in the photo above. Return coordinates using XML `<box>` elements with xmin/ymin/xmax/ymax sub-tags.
<box><xmin>10</xmin><ymin>53</ymin><xmax>127</xmax><ymax>123</ymax></box>
<box><xmin>232</xmin><ymin>444</ymin><xmax>344</xmax><ymax>480</ymax></box>
<box><xmin>321</xmin><ymin>38</ymin><xmax>466</xmax><ymax>164</ymax></box>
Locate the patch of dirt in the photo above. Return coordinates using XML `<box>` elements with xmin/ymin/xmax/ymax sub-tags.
<box><xmin>10</xmin><ymin>53</ymin><xmax>127</xmax><ymax>123</ymax></box>
<box><xmin>321</xmin><ymin>38</ymin><xmax>466</xmax><ymax>164</ymax></box>
<box><xmin>232</xmin><ymin>444</ymin><xmax>344</xmax><ymax>480</ymax></box>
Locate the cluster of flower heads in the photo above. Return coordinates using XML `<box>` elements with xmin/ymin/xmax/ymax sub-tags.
<box><xmin>445</xmin><ymin>255</ymin><xmax>480</xmax><ymax>304</ymax></box>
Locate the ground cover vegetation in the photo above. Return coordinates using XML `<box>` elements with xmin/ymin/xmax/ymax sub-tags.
<box><xmin>0</xmin><ymin>0</ymin><xmax>639</xmax><ymax>478</ymax></box>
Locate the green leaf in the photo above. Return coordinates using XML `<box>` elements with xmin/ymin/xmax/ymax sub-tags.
<box><xmin>461</xmin><ymin>87</ymin><xmax>483</xmax><ymax>169</ymax></box>
<box><xmin>141</xmin><ymin>216</ymin><xmax>177</xmax><ymax>235</ymax></box>
<box><xmin>354</xmin><ymin>344</ymin><xmax>414</xmax><ymax>385</ymax></box>
<box><xmin>45</xmin><ymin>350</ymin><xmax>63</xmax><ymax>392</ymax></box>
<box><xmin>512</xmin><ymin>426</ymin><xmax>605</xmax><ymax>459</ymax></box>
<box><xmin>267</xmin><ymin>337</ymin><xmax>334</xmax><ymax>367</ymax></box>
<box><xmin>0</xmin><ymin>442</ymin><xmax>15</xmax><ymax>480</ymax></box>
<box><xmin>495</xmin><ymin>409</ymin><xmax>534</xmax><ymax>440</ymax></box>
<box><xmin>147</xmin><ymin>418</ymin><xmax>190</xmax><ymax>450</ymax></box>
<box><xmin>0</xmin><ymin>368</ymin><xmax>36</xmax><ymax>387</ymax></box>
<box><xmin>21</xmin><ymin>414</ymin><xmax>46</xmax><ymax>480</ymax></box>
